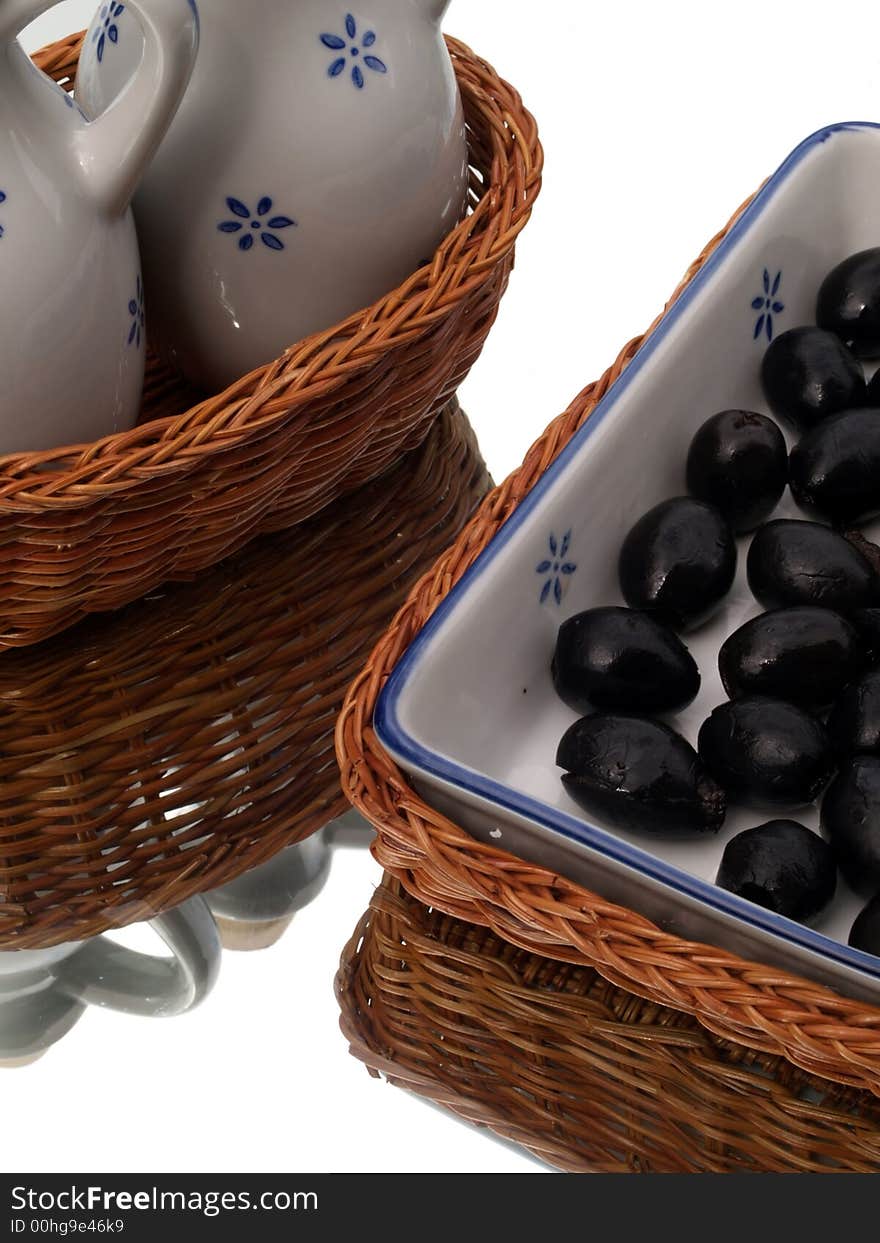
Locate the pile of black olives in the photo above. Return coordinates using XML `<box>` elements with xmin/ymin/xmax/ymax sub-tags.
<box><xmin>552</xmin><ymin>247</ymin><xmax>880</xmax><ymax>954</ymax></box>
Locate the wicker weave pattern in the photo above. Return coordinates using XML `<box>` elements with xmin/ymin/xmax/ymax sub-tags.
<box><xmin>0</xmin><ymin>402</ymin><xmax>489</xmax><ymax>949</ymax></box>
<box><xmin>0</xmin><ymin>34</ymin><xmax>540</xmax><ymax>649</ymax></box>
<box><xmin>335</xmin><ymin>197</ymin><xmax>880</xmax><ymax>1097</ymax></box>
<box><xmin>337</xmin><ymin>877</ymin><xmax>880</xmax><ymax>1173</ymax></box>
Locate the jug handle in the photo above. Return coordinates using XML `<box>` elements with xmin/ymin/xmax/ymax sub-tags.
<box><xmin>73</xmin><ymin>0</ymin><xmax>199</xmax><ymax>217</ymax></box>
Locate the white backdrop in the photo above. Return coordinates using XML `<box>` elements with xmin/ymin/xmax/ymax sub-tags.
<box><xmin>7</xmin><ymin>0</ymin><xmax>880</xmax><ymax>1174</ymax></box>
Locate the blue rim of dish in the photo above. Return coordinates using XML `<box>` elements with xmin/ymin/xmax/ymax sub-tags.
<box><xmin>376</xmin><ymin>121</ymin><xmax>880</xmax><ymax>984</ymax></box>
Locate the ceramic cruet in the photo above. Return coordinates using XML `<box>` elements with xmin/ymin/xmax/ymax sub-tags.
<box><xmin>76</xmin><ymin>0</ymin><xmax>469</xmax><ymax>392</ymax></box>
<box><xmin>0</xmin><ymin>896</ymin><xmax>220</xmax><ymax>1064</ymax></box>
<box><xmin>0</xmin><ymin>0</ymin><xmax>198</xmax><ymax>456</ymax></box>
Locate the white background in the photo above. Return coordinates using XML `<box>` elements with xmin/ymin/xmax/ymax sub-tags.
<box><xmin>8</xmin><ymin>0</ymin><xmax>880</xmax><ymax>1174</ymax></box>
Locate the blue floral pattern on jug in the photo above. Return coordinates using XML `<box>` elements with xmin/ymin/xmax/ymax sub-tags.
<box><xmin>536</xmin><ymin>532</ymin><xmax>576</xmax><ymax>605</ymax></box>
<box><xmin>218</xmin><ymin>197</ymin><xmax>297</xmax><ymax>252</ymax></box>
<box><xmin>752</xmin><ymin>269</ymin><xmax>785</xmax><ymax>342</ymax></box>
<box><xmin>321</xmin><ymin>14</ymin><xmax>387</xmax><ymax>88</ymax></box>
<box><xmin>128</xmin><ymin>275</ymin><xmax>144</xmax><ymax>348</ymax></box>
<box><xmin>0</xmin><ymin>191</ymin><xmax>6</xmax><ymax>241</ymax></box>
<box><xmin>93</xmin><ymin>3</ymin><xmax>125</xmax><ymax>64</ymax></box>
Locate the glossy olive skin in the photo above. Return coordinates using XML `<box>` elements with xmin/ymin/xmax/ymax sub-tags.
<box><xmin>746</xmin><ymin>519</ymin><xmax>877</xmax><ymax>612</ymax></box>
<box><xmin>551</xmin><ymin>607</ymin><xmax>700</xmax><ymax>716</ymax></box>
<box><xmin>822</xmin><ymin>757</ymin><xmax>880</xmax><ymax>892</ymax></box>
<box><xmin>789</xmin><ymin>407</ymin><xmax>880</xmax><ymax>524</ymax></box>
<box><xmin>817</xmin><ymin>248</ymin><xmax>880</xmax><ymax>358</ymax></box>
<box><xmin>761</xmin><ymin>327</ymin><xmax>866</xmax><ymax>431</ymax></box>
<box><xmin>716</xmin><ymin>820</ymin><xmax>837</xmax><ymax>922</ymax></box>
<box><xmin>827</xmin><ymin>669</ymin><xmax>880</xmax><ymax>757</ymax></box>
<box><xmin>685</xmin><ymin>410</ymin><xmax>787</xmax><ymax>533</ymax></box>
<box><xmin>618</xmin><ymin>498</ymin><xmax>737</xmax><ymax>632</ymax></box>
<box><xmin>718</xmin><ymin>607</ymin><xmax>862</xmax><ymax>712</ymax></box>
<box><xmin>852</xmin><ymin>608</ymin><xmax>880</xmax><ymax>665</ymax></box>
<box><xmin>849</xmin><ymin>893</ymin><xmax>880</xmax><ymax>954</ymax></box>
<box><xmin>698</xmin><ymin>697</ymin><xmax>834</xmax><ymax>809</ymax></box>
<box><xmin>557</xmin><ymin>714</ymin><xmax>726</xmax><ymax>836</ymax></box>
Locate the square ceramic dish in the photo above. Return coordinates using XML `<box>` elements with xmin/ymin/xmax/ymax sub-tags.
<box><xmin>375</xmin><ymin>123</ymin><xmax>880</xmax><ymax>1006</ymax></box>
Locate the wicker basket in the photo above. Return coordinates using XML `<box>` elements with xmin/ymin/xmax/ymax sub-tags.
<box><xmin>336</xmin><ymin>195</ymin><xmax>880</xmax><ymax>1098</ymax></box>
<box><xmin>0</xmin><ymin>400</ymin><xmax>490</xmax><ymax>949</ymax></box>
<box><xmin>0</xmin><ymin>34</ymin><xmax>539</xmax><ymax>651</ymax></box>
<box><xmin>337</xmin><ymin>876</ymin><xmax>880</xmax><ymax>1173</ymax></box>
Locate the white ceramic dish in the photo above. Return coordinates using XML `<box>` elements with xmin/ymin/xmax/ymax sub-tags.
<box><xmin>376</xmin><ymin>122</ymin><xmax>880</xmax><ymax>1006</ymax></box>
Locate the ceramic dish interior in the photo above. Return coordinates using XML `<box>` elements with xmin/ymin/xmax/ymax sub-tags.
<box><xmin>376</xmin><ymin>122</ymin><xmax>880</xmax><ymax>1006</ymax></box>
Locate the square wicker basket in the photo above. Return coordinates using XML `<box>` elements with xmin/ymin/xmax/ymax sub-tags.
<box><xmin>334</xmin><ymin>190</ymin><xmax>880</xmax><ymax>1117</ymax></box>
<box><xmin>0</xmin><ymin>33</ymin><xmax>540</xmax><ymax>651</ymax></box>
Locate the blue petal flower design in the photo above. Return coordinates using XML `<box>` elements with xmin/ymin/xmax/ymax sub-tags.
<box><xmin>0</xmin><ymin>190</ymin><xmax>6</xmax><ymax>241</ymax></box>
<box><xmin>751</xmin><ymin>268</ymin><xmax>785</xmax><ymax>342</ymax></box>
<box><xmin>92</xmin><ymin>2</ymin><xmax>125</xmax><ymax>64</ymax></box>
<box><xmin>536</xmin><ymin>531</ymin><xmax>576</xmax><ymax>605</ymax></box>
<box><xmin>320</xmin><ymin>13</ymin><xmax>388</xmax><ymax>88</ymax></box>
<box><xmin>127</xmin><ymin>274</ymin><xmax>144</xmax><ymax>349</ymax></box>
<box><xmin>217</xmin><ymin>196</ymin><xmax>297</xmax><ymax>253</ymax></box>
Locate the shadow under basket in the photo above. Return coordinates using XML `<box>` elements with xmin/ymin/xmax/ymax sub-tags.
<box><xmin>337</xmin><ymin>876</ymin><xmax>880</xmax><ymax>1173</ymax></box>
<box><xmin>335</xmin><ymin>191</ymin><xmax>880</xmax><ymax>1101</ymax></box>
<box><xmin>0</xmin><ymin>400</ymin><xmax>490</xmax><ymax>949</ymax></box>
<box><xmin>0</xmin><ymin>33</ymin><xmax>540</xmax><ymax>651</ymax></box>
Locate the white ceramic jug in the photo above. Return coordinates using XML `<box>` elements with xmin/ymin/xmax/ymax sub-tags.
<box><xmin>76</xmin><ymin>1</ymin><xmax>468</xmax><ymax>392</ymax></box>
<box><xmin>0</xmin><ymin>897</ymin><xmax>220</xmax><ymax>1064</ymax></box>
<box><xmin>0</xmin><ymin>0</ymin><xmax>198</xmax><ymax>456</ymax></box>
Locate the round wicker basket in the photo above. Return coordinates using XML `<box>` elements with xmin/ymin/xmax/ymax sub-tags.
<box><xmin>0</xmin><ymin>401</ymin><xmax>489</xmax><ymax>949</ymax></box>
<box><xmin>335</xmin><ymin>194</ymin><xmax>880</xmax><ymax>1098</ymax></box>
<box><xmin>0</xmin><ymin>33</ymin><xmax>540</xmax><ymax>650</ymax></box>
<box><xmin>337</xmin><ymin>876</ymin><xmax>880</xmax><ymax>1173</ymax></box>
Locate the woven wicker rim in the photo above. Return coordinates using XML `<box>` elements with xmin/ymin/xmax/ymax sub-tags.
<box><xmin>335</xmin><ymin>190</ymin><xmax>880</xmax><ymax>1098</ymax></box>
<box><xmin>1</xmin><ymin>33</ymin><xmax>541</xmax><ymax>505</ymax></box>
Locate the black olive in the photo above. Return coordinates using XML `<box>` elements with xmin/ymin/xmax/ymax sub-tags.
<box><xmin>716</xmin><ymin>820</ymin><xmax>836</xmax><ymax>922</ymax></box>
<box><xmin>685</xmin><ymin>410</ymin><xmax>787</xmax><ymax>533</ymax></box>
<box><xmin>827</xmin><ymin>669</ymin><xmax>880</xmax><ymax>757</ymax></box>
<box><xmin>867</xmin><ymin>368</ymin><xmax>880</xmax><ymax>405</ymax></box>
<box><xmin>557</xmin><ymin>714</ymin><xmax>725</xmax><ymax>836</ymax></box>
<box><xmin>852</xmin><ymin>608</ymin><xmax>880</xmax><ymax>664</ymax></box>
<box><xmin>746</xmin><ymin>519</ymin><xmax>877</xmax><ymax>612</ymax></box>
<box><xmin>817</xmin><ymin>248</ymin><xmax>880</xmax><ymax>358</ymax></box>
<box><xmin>718</xmin><ymin>606</ymin><xmax>862</xmax><ymax>712</ymax></box>
<box><xmin>849</xmin><ymin>893</ymin><xmax>880</xmax><ymax>954</ymax></box>
<box><xmin>698</xmin><ymin>697</ymin><xmax>834</xmax><ymax>809</ymax></box>
<box><xmin>789</xmin><ymin>408</ymin><xmax>880</xmax><ymax>525</ymax></box>
<box><xmin>618</xmin><ymin>498</ymin><xmax>737</xmax><ymax>632</ymax></box>
<box><xmin>551</xmin><ymin>607</ymin><xmax>700</xmax><ymax>715</ymax></box>
<box><xmin>761</xmin><ymin>327</ymin><xmax>866</xmax><ymax>431</ymax></box>
<box><xmin>822</xmin><ymin>756</ymin><xmax>880</xmax><ymax>892</ymax></box>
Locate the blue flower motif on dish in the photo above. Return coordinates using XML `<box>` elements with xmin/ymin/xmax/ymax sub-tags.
<box><xmin>218</xmin><ymin>196</ymin><xmax>297</xmax><ymax>252</ymax></box>
<box><xmin>93</xmin><ymin>3</ymin><xmax>125</xmax><ymax>64</ymax></box>
<box><xmin>536</xmin><ymin>532</ymin><xmax>576</xmax><ymax>605</ymax></box>
<box><xmin>751</xmin><ymin>269</ymin><xmax>785</xmax><ymax>342</ymax></box>
<box><xmin>320</xmin><ymin>14</ymin><xmax>387</xmax><ymax>89</ymax></box>
<box><xmin>127</xmin><ymin>275</ymin><xmax>145</xmax><ymax>348</ymax></box>
<box><xmin>0</xmin><ymin>190</ymin><xmax>6</xmax><ymax>241</ymax></box>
